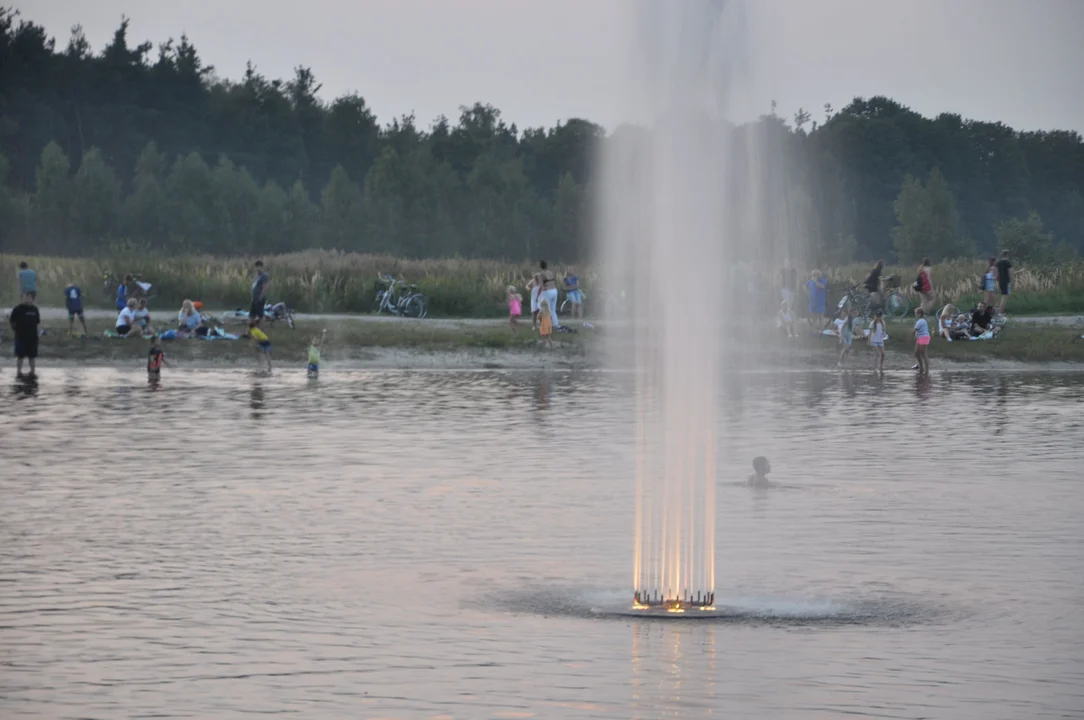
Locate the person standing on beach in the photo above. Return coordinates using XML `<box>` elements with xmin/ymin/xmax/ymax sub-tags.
<box><xmin>526</xmin><ymin>273</ymin><xmax>541</xmax><ymax>330</ymax></box>
<box><xmin>250</xmin><ymin>260</ymin><xmax>270</xmax><ymax>329</ymax></box>
<box><xmin>805</xmin><ymin>269</ymin><xmax>827</xmax><ymax>330</ymax></box>
<box><xmin>996</xmin><ymin>250</ymin><xmax>1012</xmax><ymax>314</ymax></box>
<box><xmin>539</xmin><ymin>260</ymin><xmax>559</xmax><ymax>331</ymax></box>
<box><xmin>64</xmin><ymin>283</ymin><xmax>88</xmax><ymax>337</ymax></box>
<box><xmin>915</xmin><ymin>258</ymin><xmax>934</xmax><ymax>314</ymax></box>
<box><xmin>16</xmin><ymin>261</ymin><xmax>37</xmax><ymax>301</ymax></box>
<box><xmin>9</xmin><ymin>293</ymin><xmax>41</xmax><ymax>377</ymax></box>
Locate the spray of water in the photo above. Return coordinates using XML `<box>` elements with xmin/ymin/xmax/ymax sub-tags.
<box><xmin>597</xmin><ymin>0</ymin><xmax>802</xmax><ymax>610</ymax></box>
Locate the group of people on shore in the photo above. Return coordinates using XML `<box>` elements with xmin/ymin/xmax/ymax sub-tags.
<box><xmin>7</xmin><ymin>259</ymin><xmax>328</xmax><ymax>380</ymax></box>
<box><xmin>776</xmin><ymin>251</ymin><xmax>1016</xmax><ymax>375</ymax></box>
<box><xmin>506</xmin><ymin>261</ymin><xmax>589</xmax><ymax>346</ymax></box>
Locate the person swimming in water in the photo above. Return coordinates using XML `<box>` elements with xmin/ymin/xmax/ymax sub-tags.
<box><xmin>748</xmin><ymin>456</ymin><xmax>774</xmax><ymax>488</ymax></box>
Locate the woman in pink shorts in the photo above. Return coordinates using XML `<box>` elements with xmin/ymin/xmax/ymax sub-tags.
<box><xmin>913</xmin><ymin>308</ymin><xmax>931</xmax><ymax>375</ymax></box>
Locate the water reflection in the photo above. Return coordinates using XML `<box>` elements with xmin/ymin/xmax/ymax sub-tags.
<box><xmin>11</xmin><ymin>375</ymin><xmax>38</xmax><ymax>398</ymax></box>
<box><xmin>631</xmin><ymin>623</ymin><xmax>716</xmax><ymax>720</ymax></box>
<box><xmin>1</xmin><ymin>367</ymin><xmax>1082</xmax><ymax>719</ymax></box>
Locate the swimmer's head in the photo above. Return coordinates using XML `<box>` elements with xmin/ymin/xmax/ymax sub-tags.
<box><xmin>752</xmin><ymin>456</ymin><xmax>770</xmax><ymax>475</ymax></box>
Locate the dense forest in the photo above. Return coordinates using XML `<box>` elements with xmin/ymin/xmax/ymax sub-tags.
<box><xmin>1</xmin><ymin>9</ymin><xmax>1082</xmax><ymax>262</ymax></box>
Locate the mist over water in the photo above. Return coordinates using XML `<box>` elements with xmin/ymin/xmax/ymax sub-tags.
<box><xmin>599</xmin><ymin>0</ymin><xmax>810</xmax><ymax>607</ymax></box>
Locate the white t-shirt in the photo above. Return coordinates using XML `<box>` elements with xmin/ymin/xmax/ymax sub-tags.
<box><xmin>869</xmin><ymin>321</ymin><xmax>885</xmax><ymax>344</ymax></box>
<box><xmin>133</xmin><ymin>309</ymin><xmax>150</xmax><ymax>324</ymax></box>
<box><xmin>914</xmin><ymin>317</ymin><xmax>930</xmax><ymax>338</ymax></box>
<box><xmin>116</xmin><ymin>307</ymin><xmax>136</xmax><ymax>328</ymax></box>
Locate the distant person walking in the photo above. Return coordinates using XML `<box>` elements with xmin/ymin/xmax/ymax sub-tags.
<box><xmin>982</xmin><ymin>257</ymin><xmax>997</xmax><ymax>307</ymax></box>
<box><xmin>250</xmin><ymin>260</ymin><xmax>270</xmax><ymax>328</ymax></box>
<box><xmin>16</xmin><ymin>261</ymin><xmax>37</xmax><ymax>300</ymax></box>
<box><xmin>539</xmin><ymin>260</ymin><xmax>559</xmax><ymax>331</ymax></box>
<box><xmin>996</xmin><ymin>250</ymin><xmax>1012</xmax><ymax>314</ymax></box>
<box><xmin>914</xmin><ymin>258</ymin><xmax>934</xmax><ymax>314</ymax></box>
<box><xmin>805</xmin><ymin>269</ymin><xmax>827</xmax><ymax>329</ymax></box>
<box><xmin>9</xmin><ymin>293</ymin><xmax>41</xmax><ymax>377</ymax></box>
<box><xmin>64</xmin><ymin>282</ymin><xmax>88</xmax><ymax>337</ymax></box>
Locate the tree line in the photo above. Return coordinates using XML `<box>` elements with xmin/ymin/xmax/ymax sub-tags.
<box><xmin>1</xmin><ymin>9</ymin><xmax>1082</xmax><ymax>263</ymax></box>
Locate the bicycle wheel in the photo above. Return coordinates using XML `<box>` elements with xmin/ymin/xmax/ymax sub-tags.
<box><xmin>884</xmin><ymin>292</ymin><xmax>909</xmax><ymax>319</ymax></box>
<box><xmin>372</xmin><ymin>291</ymin><xmax>386</xmax><ymax>314</ymax></box>
<box><xmin>402</xmin><ymin>294</ymin><xmax>427</xmax><ymax>319</ymax></box>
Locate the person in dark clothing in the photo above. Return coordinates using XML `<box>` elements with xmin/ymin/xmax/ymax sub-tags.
<box><xmin>969</xmin><ymin>302</ymin><xmax>995</xmax><ymax>336</ymax></box>
<box><xmin>864</xmin><ymin>260</ymin><xmax>885</xmax><ymax>308</ymax></box>
<box><xmin>147</xmin><ymin>335</ymin><xmax>168</xmax><ymax>381</ymax></box>
<box><xmin>249</xmin><ymin>260</ymin><xmax>270</xmax><ymax>328</ymax></box>
<box><xmin>996</xmin><ymin>250</ymin><xmax>1012</xmax><ymax>313</ymax></box>
<box><xmin>9</xmin><ymin>293</ymin><xmax>41</xmax><ymax>376</ymax></box>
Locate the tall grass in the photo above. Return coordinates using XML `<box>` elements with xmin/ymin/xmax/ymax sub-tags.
<box><xmin>0</xmin><ymin>252</ymin><xmax>574</xmax><ymax>317</ymax></box>
<box><xmin>3</xmin><ymin>252</ymin><xmax>1083</xmax><ymax>317</ymax></box>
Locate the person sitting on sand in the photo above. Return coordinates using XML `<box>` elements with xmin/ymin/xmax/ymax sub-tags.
<box><xmin>115</xmin><ymin>298</ymin><xmax>143</xmax><ymax>338</ymax></box>
<box><xmin>748</xmin><ymin>456</ymin><xmax>774</xmax><ymax>488</ymax></box>
<box><xmin>177</xmin><ymin>299</ymin><xmax>204</xmax><ymax>336</ymax></box>
<box><xmin>133</xmin><ymin>298</ymin><xmax>152</xmax><ymax>332</ymax></box>
<box><xmin>969</xmin><ymin>302</ymin><xmax>995</xmax><ymax>337</ymax></box>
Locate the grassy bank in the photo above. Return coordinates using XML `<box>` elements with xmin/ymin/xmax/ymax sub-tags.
<box><xmin>18</xmin><ymin>316</ymin><xmax>589</xmax><ymax>365</ymax></box>
<box><xmin>6</xmin><ymin>253</ymin><xmax>1084</xmax><ymax>319</ymax></box>
<box><xmin>12</xmin><ymin>312</ymin><xmax>1084</xmax><ymax>368</ymax></box>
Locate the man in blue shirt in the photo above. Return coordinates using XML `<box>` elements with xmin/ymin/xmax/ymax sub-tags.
<box><xmin>115</xmin><ymin>273</ymin><xmax>133</xmax><ymax>311</ymax></box>
<box><xmin>17</xmin><ymin>261</ymin><xmax>37</xmax><ymax>300</ymax></box>
<box><xmin>64</xmin><ymin>283</ymin><xmax>88</xmax><ymax>336</ymax></box>
<box><xmin>249</xmin><ymin>260</ymin><xmax>270</xmax><ymax>328</ymax></box>
<box><xmin>563</xmin><ymin>266</ymin><xmax>584</xmax><ymax>324</ymax></box>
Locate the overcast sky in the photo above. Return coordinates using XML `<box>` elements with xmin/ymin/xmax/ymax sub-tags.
<box><xmin>18</xmin><ymin>0</ymin><xmax>1084</xmax><ymax>133</ymax></box>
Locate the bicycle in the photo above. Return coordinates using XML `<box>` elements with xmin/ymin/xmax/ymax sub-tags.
<box><xmin>837</xmin><ymin>276</ymin><xmax>909</xmax><ymax>320</ymax></box>
<box><xmin>219</xmin><ymin>301</ymin><xmax>296</xmax><ymax>328</ymax></box>
<box><xmin>373</xmin><ymin>274</ymin><xmax>428</xmax><ymax>319</ymax></box>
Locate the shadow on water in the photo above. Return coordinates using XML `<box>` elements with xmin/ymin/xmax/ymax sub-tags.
<box><xmin>489</xmin><ymin>586</ymin><xmax>950</xmax><ymax>628</ymax></box>
<box><xmin>11</xmin><ymin>375</ymin><xmax>39</xmax><ymax>398</ymax></box>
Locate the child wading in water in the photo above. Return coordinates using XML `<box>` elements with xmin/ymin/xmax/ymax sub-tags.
<box><xmin>507</xmin><ymin>285</ymin><xmax>522</xmax><ymax>333</ymax></box>
<box><xmin>778</xmin><ymin>301</ymin><xmax>796</xmax><ymax>338</ymax></box>
<box><xmin>869</xmin><ymin>309</ymin><xmax>886</xmax><ymax>371</ymax></box>
<box><xmin>147</xmin><ymin>335</ymin><xmax>169</xmax><ymax>381</ymax></box>
<box><xmin>248</xmin><ymin>325</ymin><xmax>273</xmax><ymax>373</ymax></box>
<box><xmin>913</xmin><ymin>308</ymin><xmax>930</xmax><ymax>375</ymax></box>
<box><xmin>538</xmin><ymin>296</ymin><xmax>554</xmax><ymax>348</ymax></box>
<box><xmin>308</xmin><ymin>329</ymin><xmax>327</xmax><ymax>378</ymax></box>
<box><xmin>837</xmin><ymin>308</ymin><xmax>856</xmax><ymax>366</ymax></box>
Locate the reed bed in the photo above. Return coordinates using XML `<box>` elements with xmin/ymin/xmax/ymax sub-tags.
<box><xmin>4</xmin><ymin>252</ymin><xmax>1083</xmax><ymax>317</ymax></box>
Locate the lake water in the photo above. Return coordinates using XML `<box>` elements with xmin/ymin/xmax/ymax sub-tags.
<box><xmin>2</xmin><ymin>366</ymin><xmax>1083</xmax><ymax>719</ymax></box>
